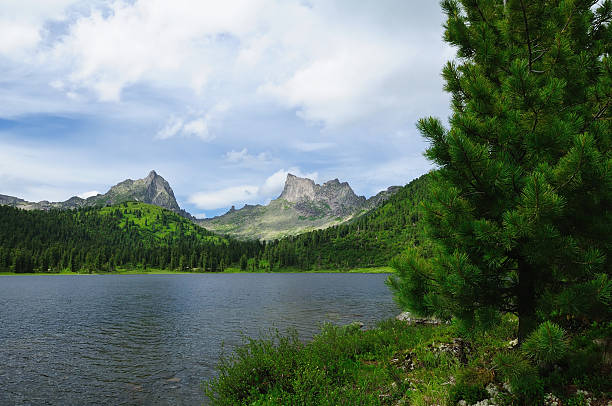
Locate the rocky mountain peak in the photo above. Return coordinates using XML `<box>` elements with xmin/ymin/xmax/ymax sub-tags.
<box><xmin>98</xmin><ymin>170</ymin><xmax>180</xmax><ymax>211</ymax></box>
<box><xmin>279</xmin><ymin>174</ymin><xmax>317</xmax><ymax>203</ymax></box>
<box><xmin>0</xmin><ymin>170</ymin><xmax>183</xmax><ymax>215</ymax></box>
<box><xmin>275</xmin><ymin>173</ymin><xmax>367</xmax><ymax>217</ymax></box>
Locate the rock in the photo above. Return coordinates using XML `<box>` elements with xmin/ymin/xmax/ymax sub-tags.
<box><xmin>352</xmin><ymin>321</ymin><xmax>365</xmax><ymax>330</ymax></box>
<box><xmin>395</xmin><ymin>312</ymin><xmax>443</xmax><ymax>326</ymax></box>
<box><xmin>428</xmin><ymin>338</ymin><xmax>473</xmax><ymax>364</ymax></box>
<box><xmin>280</xmin><ymin>173</ymin><xmax>367</xmax><ymax>217</ymax></box>
<box><xmin>390</xmin><ymin>349</ymin><xmax>420</xmax><ymax>371</ymax></box>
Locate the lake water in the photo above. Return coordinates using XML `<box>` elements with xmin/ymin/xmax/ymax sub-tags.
<box><xmin>0</xmin><ymin>273</ymin><xmax>399</xmax><ymax>405</ymax></box>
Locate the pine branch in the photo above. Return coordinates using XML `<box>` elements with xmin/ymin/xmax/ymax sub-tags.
<box><xmin>519</xmin><ymin>0</ymin><xmax>533</xmax><ymax>72</ymax></box>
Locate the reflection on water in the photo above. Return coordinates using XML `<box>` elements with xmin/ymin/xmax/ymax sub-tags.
<box><xmin>0</xmin><ymin>273</ymin><xmax>399</xmax><ymax>405</ymax></box>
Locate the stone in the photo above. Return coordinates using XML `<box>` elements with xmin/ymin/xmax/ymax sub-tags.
<box><xmin>395</xmin><ymin>312</ymin><xmax>443</xmax><ymax>326</ymax></box>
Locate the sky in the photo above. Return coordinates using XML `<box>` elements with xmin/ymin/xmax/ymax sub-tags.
<box><xmin>0</xmin><ymin>0</ymin><xmax>453</xmax><ymax>218</ymax></box>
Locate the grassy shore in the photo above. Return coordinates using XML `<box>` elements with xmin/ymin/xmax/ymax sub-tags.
<box><xmin>204</xmin><ymin>317</ymin><xmax>612</xmax><ymax>405</ymax></box>
<box><xmin>222</xmin><ymin>266</ymin><xmax>394</xmax><ymax>274</ymax></box>
<box><xmin>0</xmin><ymin>266</ymin><xmax>394</xmax><ymax>276</ymax></box>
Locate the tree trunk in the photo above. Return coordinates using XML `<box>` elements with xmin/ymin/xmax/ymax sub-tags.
<box><xmin>517</xmin><ymin>258</ymin><xmax>537</xmax><ymax>344</ymax></box>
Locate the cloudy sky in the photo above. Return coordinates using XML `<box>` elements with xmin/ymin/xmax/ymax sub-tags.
<box><xmin>0</xmin><ymin>0</ymin><xmax>453</xmax><ymax>217</ymax></box>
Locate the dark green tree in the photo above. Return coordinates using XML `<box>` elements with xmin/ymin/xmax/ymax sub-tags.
<box><xmin>389</xmin><ymin>0</ymin><xmax>612</xmax><ymax>342</ymax></box>
<box><xmin>239</xmin><ymin>254</ymin><xmax>248</xmax><ymax>271</ymax></box>
<box><xmin>14</xmin><ymin>249</ymin><xmax>34</xmax><ymax>273</ymax></box>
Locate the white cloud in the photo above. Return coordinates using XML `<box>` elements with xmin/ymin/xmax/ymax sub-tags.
<box><xmin>224</xmin><ymin>148</ymin><xmax>270</xmax><ymax>164</ymax></box>
<box><xmin>188</xmin><ymin>167</ymin><xmax>318</xmax><ymax>210</ymax></box>
<box><xmin>0</xmin><ymin>0</ymin><xmax>76</xmax><ymax>57</ymax></box>
<box><xmin>225</xmin><ymin>148</ymin><xmax>249</xmax><ymax>162</ymax></box>
<box><xmin>156</xmin><ymin>116</ymin><xmax>184</xmax><ymax>139</ymax></box>
<box><xmin>0</xmin><ymin>0</ymin><xmax>452</xmax><ymax>208</ymax></box>
<box><xmin>0</xmin><ymin>142</ymin><xmax>145</xmax><ymax>202</ymax></box>
<box><xmin>0</xmin><ymin>22</ymin><xmax>41</xmax><ymax>55</ymax></box>
<box><xmin>188</xmin><ymin>185</ymin><xmax>259</xmax><ymax>210</ymax></box>
<box><xmin>156</xmin><ymin>102</ymin><xmax>230</xmax><ymax>140</ymax></box>
<box><xmin>183</xmin><ymin>118</ymin><xmax>209</xmax><ymax>139</ymax></box>
<box><xmin>4</xmin><ymin>0</ymin><xmax>450</xmax><ymax>129</ymax></box>
<box><xmin>78</xmin><ymin>190</ymin><xmax>101</xmax><ymax>199</ymax></box>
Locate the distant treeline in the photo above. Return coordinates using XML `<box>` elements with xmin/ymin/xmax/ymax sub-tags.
<box><xmin>0</xmin><ymin>174</ymin><xmax>430</xmax><ymax>273</ymax></box>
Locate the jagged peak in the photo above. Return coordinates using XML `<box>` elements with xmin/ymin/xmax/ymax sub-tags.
<box><xmin>279</xmin><ymin>174</ymin><xmax>317</xmax><ymax>203</ymax></box>
<box><xmin>285</xmin><ymin>173</ymin><xmax>315</xmax><ymax>185</ymax></box>
<box><xmin>277</xmin><ymin>173</ymin><xmax>365</xmax><ymax>208</ymax></box>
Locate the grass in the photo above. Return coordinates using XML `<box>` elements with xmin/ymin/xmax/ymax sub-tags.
<box><xmin>0</xmin><ymin>268</ymin><xmax>196</xmax><ymax>276</ymax></box>
<box><xmin>222</xmin><ymin>266</ymin><xmax>394</xmax><ymax>274</ymax></box>
<box><xmin>204</xmin><ymin>317</ymin><xmax>612</xmax><ymax>405</ymax></box>
<box><xmin>0</xmin><ymin>266</ymin><xmax>394</xmax><ymax>276</ymax></box>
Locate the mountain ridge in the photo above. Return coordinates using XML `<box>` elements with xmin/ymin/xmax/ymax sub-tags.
<box><xmin>0</xmin><ymin>171</ymin><xmax>400</xmax><ymax>239</ymax></box>
<box><xmin>199</xmin><ymin>173</ymin><xmax>400</xmax><ymax>240</ymax></box>
<box><xmin>0</xmin><ymin>170</ymin><xmax>193</xmax><ymax>218</ymax></box>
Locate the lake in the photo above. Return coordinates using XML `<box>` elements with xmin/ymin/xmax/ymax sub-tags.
<box><xmin>0</xmin><ymin>273</ymin><xmax>399</xmax><ymax>405</ymax></box>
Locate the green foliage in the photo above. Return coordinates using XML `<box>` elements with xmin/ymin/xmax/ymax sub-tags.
<box><xmin>390</xmin><ymin>0</ymin><xmax>612</xmax><ymax>342</ymax></box>
<box><xmin>205</xmin><ymin>320</ymin><xmax>452</xmax><ymax>405</ymax></box>
<box><xmin>206</xmin><ymin>317</ymin><xmax>612</xmax><ymax>405</ymax></box>
<box><xmin>494</xmin><ymin>351</ymin><xmax>543</xmax><ymax>404</ymax></box>
<box><xmin>523</xmin><ymin>321</ymin><xmax>567</xmax><ymax>365</ymax></box>
<box><xmin>448</xmin><ymin>381</ymin><xmax>488</xmax><ymax>405</ymax></box>
<box><xmin>0</xmin><ymin>202</ymin><xmax>263</xmax><ymax>273</ymax></box>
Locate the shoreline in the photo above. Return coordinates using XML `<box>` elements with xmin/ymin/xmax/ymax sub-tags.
<box><xmin>0</xmin><ymin>266</ymin><xmax>394</xmax><ymax>276</ymax></box>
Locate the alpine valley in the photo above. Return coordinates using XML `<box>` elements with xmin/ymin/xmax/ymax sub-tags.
<box><xmin>0</xmin><ymin>170</ymin><xmax>429</xmax><ymax>272</ymax></box>
<box><xmin>199</xmin><ymin>174</ymin><xmax>401</xmax><ymax>240</ymax></box>
<box><xmin>1</xmin><ymin>170</ymin><xmax>401</xmax><ymax>241</ymax></box>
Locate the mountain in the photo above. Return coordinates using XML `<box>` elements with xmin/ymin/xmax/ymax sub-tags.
<box><xmin>0</xmin><ymin>170</ymin><xmax>193</xmax><ymax>218</ymax></box>
<box><xmin>261</xmin><ymin>172</ymin><xmax>432</xmax><ymax>270</ymax></box>
<box><xmin>198</xmin><ymin>174</ymin><xmax>400</xmax><ymax>240</ymax></box>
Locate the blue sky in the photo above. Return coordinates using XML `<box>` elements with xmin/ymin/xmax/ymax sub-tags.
<box><xmin>0</xmin><ymin>0</ymin><xmax>452</xmax><ymax>218</ymax></box>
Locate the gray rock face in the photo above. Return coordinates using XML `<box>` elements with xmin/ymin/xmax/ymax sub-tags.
<box><xmin>278</xmin><ymin>174</ymin><xmax>317</xmax><ymax>203</ymax></box>
<box><xmin>101</xmin><ymin>170</ymin><xmax>181</xmax><ymax>211</ymax></box>
<box><xmin>0</xmin><ymin>170</ymin><xmax>186</xmax><ymax>216</ymax></box>
<box><xmin>279</xmin><ymin>174</ymin><xmax>367</xmax><ymax>217</ymax></box>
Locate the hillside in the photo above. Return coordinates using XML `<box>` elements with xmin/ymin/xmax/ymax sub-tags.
<box><xmin>255</xmin><ymin>173</ymin><xmax>432</xmax><ymax>270</ymax></box>
<box><xmin>199</xmin><ymin>174</ymin><xmax>400</xmax><ymax>240</ymax></box>
<box><xmin>0</xmin><ymin>202</ymin><xmax>262</xmax><ymax>273</ymax></box>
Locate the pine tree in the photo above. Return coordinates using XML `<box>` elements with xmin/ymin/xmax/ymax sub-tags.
<box><xmin>389</xmin><ymin>0</ymin><xmax>612</xmax><ymax>342</ymax></box>
<box><xmin>239</xmin><ymin>254</ymin><xmax>248</xmax><ymax>271</ymax></box>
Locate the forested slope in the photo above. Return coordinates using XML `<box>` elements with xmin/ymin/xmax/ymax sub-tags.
<box><xmin>0</xmin><ymin>201</ymin><xmax>262</xmax><ymax>273</ymax></box>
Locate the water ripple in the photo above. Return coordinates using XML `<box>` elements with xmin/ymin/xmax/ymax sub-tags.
<box><xmin>0</xmin><ymin>273</ymin><xmax>398</xmax><ymax>405</ymax></box>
